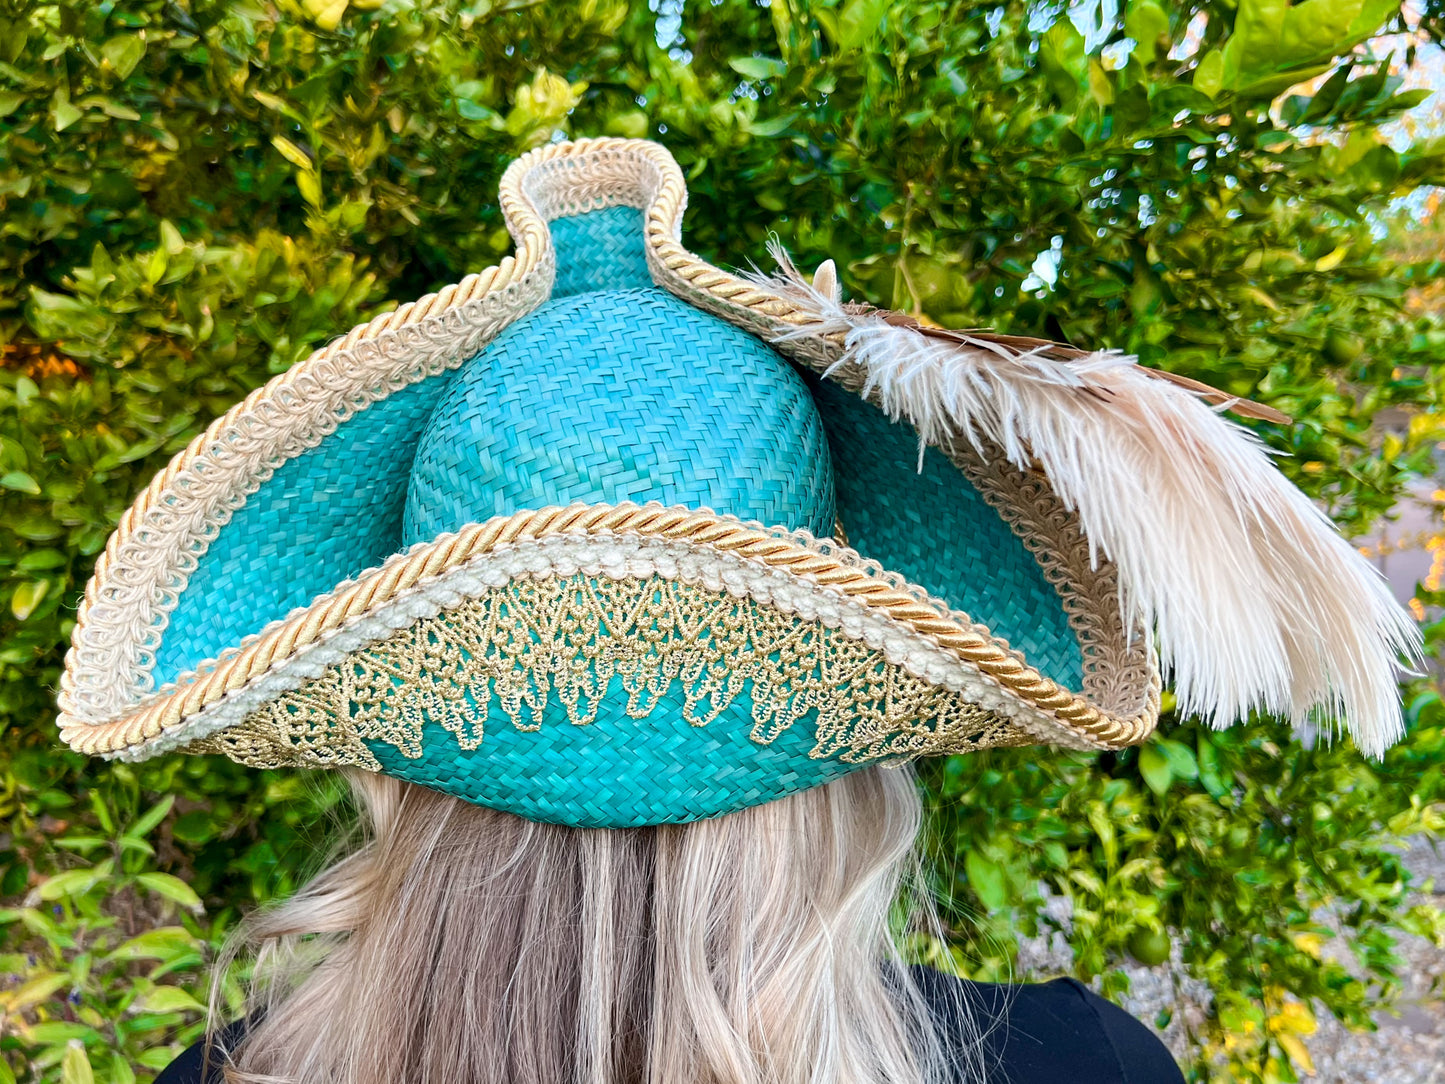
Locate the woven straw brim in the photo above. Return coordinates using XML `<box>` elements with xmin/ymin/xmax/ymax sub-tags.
<box><xmin>59</xmin><ymin>503</ymin><xmax>1156</xmax><ymax>764</ymax></box>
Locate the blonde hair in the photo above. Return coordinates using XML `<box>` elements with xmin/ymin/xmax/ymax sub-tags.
<box><xmin>213</xmin><ymin>764</ymin><xmax>983</xmax><ymax>1084</ymax></box>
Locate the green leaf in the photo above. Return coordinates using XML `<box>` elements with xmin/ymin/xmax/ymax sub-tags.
<box><xmin>1232</xmin><ymin>0</ymin><xmax>1289</xmax><ymax>80</ymax></box>
<box><xmin>100</xmin><ymin>35</ymin><xmax>145</xmax><ymax>80</ymax></box>
<box><xmin>25</xmin><ymin>1023</ymin><xmax>101</xmax><ymax>1044</ymax></box>
<box><xmin>51</xmin><ymin>94</ymin><xmax>81</xmax><ymax>131</ymax></box>
<box><xmin>88</xmin><ymin>791</ymin><xmax>115</xmax><ymax>836</ymax></box>
<box><xmin>835</xmin><ymin>0</ymin><xmax>891</xmax><ymax>51</ymax></box>
<box><xmin>1345</xmin><ymin>0</ymin><xmax>1402</xmax><ymax>39</ymax></box>
<box><xmin>1279</xmin><ymin>0</ymin><xmax>1360</xmax><ymax>69</ymax></box>
<box><xmin>1124</xmin><ymin>1</ymin><xmax>1169</xmax><ymax>65</ymax></box>
<box><xmin>3</xmin><ymin>972</ymin><xmax>68</xmax><ymax>1012</ymax></box>
<box><xmin>1388</xmin><ymin>88</ymin><xmax>1433</xmax><ymax>113</ymax></box>
<box><xmin>1039</xmin><ymin>19</ymin><xmax>1086</xmax><ymax>103</ymax></box>
<box><xmin>1235</xmin><ymin>62</ymin><xmax>1331</xmax><ymax>100</ymax></box>
<box><xmin>251</xmin><ymin>90</ymin><xmax>290</xmax><ymax>114</ymax></box>
<box><xmin>728</xmin><ymin>56</ymin><xmax>786</xmax><ymax>81</ymax></box>
<box><xmin>272</xmin><ymin>135</ymin><xmax>314</xmax><ymax>169</ymax></box>
<box><xmin>136</xmin><ymin>872</ymin><xmax>204</xmax><ymax>913</ymax></box>
<box><xmin>134</xmin><ymin>1049</ymin><xmax>182</xmax><ymax>1071</ymax></box>
<box><xmin>296</xmin><ymin>167</ymin><xmax>324</xmax><ymax>209</ymax></box>
<box><xmin>61</xmin><ymin>1041</ymin><xmax>95</xmax><ymax>1084</ymax></box>
<box><xmin>10</xmin><ymin>580</ymin><xmax>50</xmax><ymax>621</ymax></box>
<box><xmin>25</xmin><ymin>288</ymin><xmax>109</xmax><ymax>343</ymax></box>
<box><xmin>144</xmin><ymin>246</ymin><xmax>169</xmax><ymax>286</ymax></box>
<box><xmin>747</xmin><ymin>113</ymin><xmax>795</xmax><ymax>137</ymax></box>
<box><xmin>159</xmin><ymin>220</ymin><xmax>185</xmax><ymax>255</ymax></box>
<box><xmin>17</xmin><ymin>548</ymin><xmax>67</xmax><ymax>571</ymax></box>
<box><xmin>304</xmin><ymin>0</ymin><xmax>351</xmax><ymax>32</ymax></box>
<box><xmin>1194</xmin><ymin>49</ymin><xmax>1225</xmax><ymax>98</ymax></box>
<box><xmin>603</xmin><ymin>110</ymin><xmax>649</xmax><ymax>140</ymax></box>
<box><xmin>0</xmin><ymin>470</ymin><xmax>41</xmax><ymax>495</ymax></box>
<box><xmin>1156</xmin><ymin>739</ymin><xmax>1199</xmax><ymax>781</ymax></box>
<box><xmin>1138</xmin><ymin>745</ymin><xmax>1174</xmax><ymax>795</ymax></box>
<box><xmin>170</xmin><ymin>811</ymin><xmax>218</xmax><ymax>844</ymax></box>
<box><xmin>0</xmin><ymin>89</ymin><xmax>25</xmax><ymax>118</ymax></box>
<box><xmin>964</xmin><ymin>850</ymin><xmax>1008</xmax><ymax>911</ymax></box>
<box><xmin>106</xmin><ymin>927</ymin><xmax>200</xmax><ymax>963</ymax></box>
<box><xmin>1196</xmin><ymin>736</ymin><xmax>1230</xmax><ymax>800</ymax></box>
<box><xmin>1087</xmin><ymin>59</ymin><xmax>1113</xmax><ymax>106</ymax></box>
<box><xmin>36</xmin><ymin>859</ymin><xmax>112</xmax><ymax>901</ymax></box>
<box><xmin>53</xmin><ymin>836</ymin><xmax>109</xmax><ymax>853</ymax></box>
<box><xmin>139</xmin><ymin>986</ymin><xmax>206</xmax><ymax>1014</ymax></box>
<box><xmin>99</xmin><ymin>99</ymin><xmax>142</xmax><ymax>121</ymax></box>
<box><xmin>1297</xmin><ymin>63</ymin><xmax>1353</xmax><ymax>124</ymax></box>
<box><xmin>126</xmin><ymin>794</ymin><xmax>175</xmax><ymax>841</ymax></box>
<box><xmin>118</xmin><ymin>835</ymin><xmax>155</xmax><ymax>857</ymax></box>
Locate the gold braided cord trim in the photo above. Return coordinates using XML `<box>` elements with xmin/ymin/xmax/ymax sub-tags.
<box><xmin>58</xmin><ymin>503</ymin><xmax>1152</xmax><ymax>757</ymax></box>
<box><xmin>191</xmin><ymin>575</ymin><xmax>1034</xmax><ymax>773</ymax></box>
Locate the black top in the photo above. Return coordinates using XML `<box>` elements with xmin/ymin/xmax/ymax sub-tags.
<box><xmin>156</xmin><ymin>967</ymin><xmax>1184</xmax><ymax>1084</ymax></box>
<box><xmin>909</xmin><ymin>967</ymin><xmax>1184</xmax><ymax>1083</ymax></box>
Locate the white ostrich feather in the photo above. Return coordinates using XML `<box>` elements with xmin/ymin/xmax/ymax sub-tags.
<box><xmin>751</xmin><ymin>247</ymin><xmax>1420</xmax><ymax>756</ymax></box>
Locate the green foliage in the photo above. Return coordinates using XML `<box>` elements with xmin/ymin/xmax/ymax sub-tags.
<box><xmin>2</xmin><ymin>0</ymin><xmax>1443</xmax><ymax>1081</ymax></box>
<box><xmin>921</xmin><ymin>698</ymin><xmax>1445</xmax><ymax>1082</ymax></box>
<box><xmin>2</xmin><ymin>793</ymin><xmax>220</xmax><ymax>1082</ymax></box>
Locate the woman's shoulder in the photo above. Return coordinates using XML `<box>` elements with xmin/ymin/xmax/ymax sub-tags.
<box><xmin>910</xmin><ymin>965</ymin><xmax>1185</xmax><ymax>1084</ymax></box>
<box><xmin>161</xmin><ymin>973</ymin><xmax>1183</xmax><ymax>1084</ymax></box>
<box><xmin>152</xmin><ymin>1017</ymin><xmax>251</xmax><ymax>1084</ymax></box>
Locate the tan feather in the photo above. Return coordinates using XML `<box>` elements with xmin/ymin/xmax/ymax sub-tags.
<box><xmin>753</xmin><ymin>247</ymin><xmax>1418</xmax><ymax>756</ymax></box>
<box><xmin>867</xmin><ymin>306</ymin><xmax>1290</xmax><ymax>424</ymax></box>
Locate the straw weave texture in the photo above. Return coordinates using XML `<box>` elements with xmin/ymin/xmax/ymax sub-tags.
<box><xmin>808</xmin><ymin>376</ymin><xmax>1083</xmax><ymax>690</ymax></box>
<box><xmin>405</xmin><ymin>285</ymin><xmax>834</xmax><ymax>546</ymax></box>
<box><xmin>195</xmin><ymin>570</ymin><xmax>1032</xmax><ymax>826</ymax></box>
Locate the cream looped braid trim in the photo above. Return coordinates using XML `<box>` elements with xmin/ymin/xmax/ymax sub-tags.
<box><xmin>60</xmin><ymin>139</ymin><xmax>690</xmax><ymax>726</ymax></box>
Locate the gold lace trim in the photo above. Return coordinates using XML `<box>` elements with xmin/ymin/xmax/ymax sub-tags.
<box><xmin>195</xmin><ymin>574</ymin><xmax>1032</xmax><ymax>771</ymax></box>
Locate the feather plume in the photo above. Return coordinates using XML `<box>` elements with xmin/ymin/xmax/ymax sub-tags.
<box><xmin>751</xmin><ymin>246</ymin><xmax>1420</xmax><ymax>756</ymax></box>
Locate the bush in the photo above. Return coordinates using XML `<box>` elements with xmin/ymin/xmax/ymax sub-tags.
<box><xmin>3</xmin><ymin>1</ymin><xmax>1443</xmax><ymax>1080</ymax></box>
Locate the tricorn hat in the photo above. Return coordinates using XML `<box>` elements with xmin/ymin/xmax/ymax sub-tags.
<box><xmin>57</xmin><ymin>139</ymin><xmax>1418</xmax><ymax>827</ymax></box>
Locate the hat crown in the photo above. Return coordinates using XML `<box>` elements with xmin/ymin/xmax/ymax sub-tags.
<box><xmin>402</xmin><ymin>206</ymin><xmax>836</xmax><ymax>546</ymax></box>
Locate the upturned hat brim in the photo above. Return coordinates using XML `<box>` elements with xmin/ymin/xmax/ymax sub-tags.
<box><xmin>56</xmin><ymin>139</ymin><xmax>1414</xmax><ymax>826</ymax></box>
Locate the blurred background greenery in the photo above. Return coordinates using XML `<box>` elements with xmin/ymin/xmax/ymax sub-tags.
<box><xmin>3</xmin><ymin>0</ymin><xmax>1445</xmax><ymax>1081</ymax></box>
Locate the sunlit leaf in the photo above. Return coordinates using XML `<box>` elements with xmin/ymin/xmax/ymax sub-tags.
<box><xmin>10</xmin><ymin>580</ymin><xmax>50</xmax><ymax>621</ymax></box>
<box><xmin>303</xmin><ymin>0</ymin><xmax>351</xmax><ymax>32</ymax></box>
<box><xmin>964</xmin><ymin>850</ymin><xmax>1008</xmax><ymax>911</ymax></box>
<box><xmin>107</xmin><ymin>928</ymin><xmax>201</xmax><ymax>962</ymax></box>
<box><xmin>136</xmin><ymin>872</ymin><xmax>204</xmax><ymax>913</ymax></box>
<box><xmin>272</xmin><ymin>135</ymin><xmax>313</xmax><ymax>169</ymax></box>
<box><xmin>60</xmin><ymin>1041</ymin><xmax>95</xmax><ymax>1084</ymax></box>
<box><xmin>100</xmin><ymin>35</ymin><xmax>145</xmax><ymax>80</ymax></box>
<box><xmin>138</xmin><ymin>986</ymin><xmax>206</xmax><ymax>1014</ymax></box>
<box><xmin>1139</xmin><ymin>745</ymin><xmax>1174</xmax><ymax>795</ymax></box>
<box><xmin>834</xmin><ymin>0</ymin><xmax>891</xmax><ymax>51</ymax></box>
<box><xmin>2</xmin><ymin>972</ymin><xmax>68</xmax><ymax>1013</ymax></box>
<box><xmin>728</xmin><ymin>56</ymin><xmax>786</xmax><ymax>81</ymax></box>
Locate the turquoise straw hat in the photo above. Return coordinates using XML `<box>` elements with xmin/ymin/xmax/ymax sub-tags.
<box><xmin>57</xmin><ymin>140</ymin><xmax>1417</xmax><ymax>827</ymax></box>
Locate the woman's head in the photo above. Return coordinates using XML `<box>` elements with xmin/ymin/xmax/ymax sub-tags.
<box><xmin>218</xmin><ymin>764</ymin><xmax>980</xmax><ymax>1084</ymax></box>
